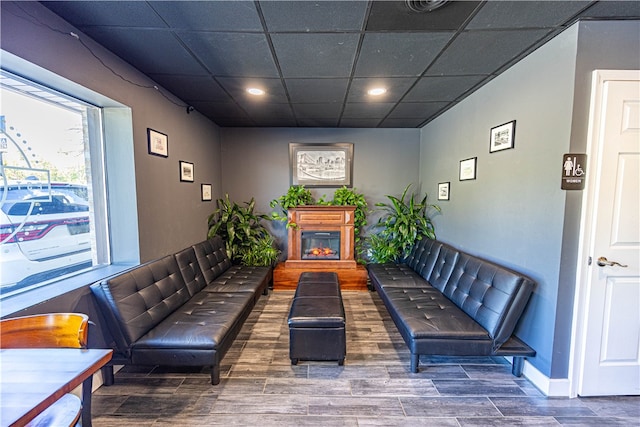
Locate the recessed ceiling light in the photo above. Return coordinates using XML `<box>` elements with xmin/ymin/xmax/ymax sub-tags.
<box><xmin>367</xmin><ymin>87</ymin><xmax>387</xmax><ymax>96</ymax></box>
<box><xmin>246</xmin><ymin>87</ymin><xmax>265</xmax><ymax>96</ymax></box>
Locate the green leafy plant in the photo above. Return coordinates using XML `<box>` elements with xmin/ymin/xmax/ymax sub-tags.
<box><xmin>207</xmin><ymin>194</ymin><xmax>279</xmax><ymax>266</ymax></box>
<box><xmin>241</xmin><ymin>234</ymin><xmax>280</xmax><ymax>267</ymax></box>
<box><xmin>269</xmin><ymin>185</ymin><xmax>315</xmax><ymax>225</ymax></box>
<box><xmin>366</xmin><ymin>184</ymin><xmax>440</xmax><ymax>263</ymax></box>
<box><xmin>330</xmin><ymin>186</ymin><xmax>368</xmax><ymax>263</ymax></box>
<box><xmin>270</xmin><ymin>185</ymin><xmax>369</xmax><ymax>263</ymax></box>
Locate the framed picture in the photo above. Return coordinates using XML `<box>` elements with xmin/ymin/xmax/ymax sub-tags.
<box><xmin>179</xmin><ymin>160</ymin><xmax>194</xmax><ymax>182</ymax></box>
<box><xmin>201</xmin><ymin>183</ymin><xmax>212</xmax><ymax>201</ymax></box>
<box><xmin>490</xmin><ymin>120</ymin><xmax>516</xmax><ymax>153</ymax></box>
<box><xmin>459</xmin><ymin>157</ymin><xmax>477</xmax><ymax>181</ymax></box>
<box><xmin>147</xmin><ymin>128</ymin><xmax>168</xmax><ymax>157</ymax></box>
<box><xmin>289</xmin><ymin>142</ymin><xmax>353</xmax><ymax>187</ymax></box>
<box><xmin>438</xmin><ymin>182</ymin><xmax>450</xmax><ymax>201</ymax></box>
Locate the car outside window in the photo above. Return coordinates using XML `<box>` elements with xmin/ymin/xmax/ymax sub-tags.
<box><xmin>0</xmin><ymin>71</ymin><xmax>104</xmax><ymax>297</ymax></box>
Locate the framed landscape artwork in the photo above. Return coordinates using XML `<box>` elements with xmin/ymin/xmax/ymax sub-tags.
<box><xmin>490</xmin><ymin>120</ymin><xmax>516</xmax><ymax>153</ymax></box>
<box><xmin>179</xmin><ymin>161</ymin><xmax>194</xmax><ymax>182</ymax></box>
<box><xmin>438</xmin><ymin>182</ymin><xmax>450</xmax><ymax>201</ymax></box>
<box><xmin>147</xmin><ymin>128</ymin><xmax>168</xmax><ymax>157</ymax></box>
<box><xmin>289</xmin><ymin>142</ymin><xmax>353</xmax><ymax>187</ymax></box>
<box><xmin>201</xmin><ymin>184</ymin><xmax>212</xmax><ymax>201</ymax></box>
<box><xmin>459</xmin><ymin>157</ymin><xmax>477</xmax><ymax>181</ymax></box>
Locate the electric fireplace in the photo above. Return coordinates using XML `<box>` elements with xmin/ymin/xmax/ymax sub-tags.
<box><xmin>285</xmin><ymin>205</ymin><xmax>356</xmax><ymax>269</ymax></box>
<box><xmin>301</xmin><ymin>231</ymin><xmax>340</xmax><ymax>260</ymax></box>
<box><xmin>276</xmin><ymin>206</ymin><xmax>368</xmax><ymax>291</ymax></box>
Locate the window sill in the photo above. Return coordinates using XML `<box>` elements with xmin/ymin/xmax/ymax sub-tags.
<box><xmin>0</xmin><ymin>263</ymin><xmax>136</xmax><ymax>317</ymax></box>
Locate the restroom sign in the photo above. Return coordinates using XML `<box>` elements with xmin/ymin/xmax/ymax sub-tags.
<box><xmin>562</xmin><ymin>153</ymin><xmax>587</xmax><ymax>190</ymax></box>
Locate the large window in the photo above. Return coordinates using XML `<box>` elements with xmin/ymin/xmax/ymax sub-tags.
<box><xmin>0</xmin><ymin>70</ymin><xmax>108</xmax><ymax>298</ymax></box>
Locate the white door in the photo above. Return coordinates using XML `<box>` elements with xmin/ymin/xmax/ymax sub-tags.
<box><xmin>576</xmin><ymin>70</ymin><xmax>640</xmax><ymax>396</ymax></box>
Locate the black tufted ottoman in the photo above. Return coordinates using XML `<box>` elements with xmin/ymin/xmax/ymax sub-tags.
<box><xmin>288</xmin><ymin>272</ymin><xmax>346</xmax><ymax>365</ymax></box>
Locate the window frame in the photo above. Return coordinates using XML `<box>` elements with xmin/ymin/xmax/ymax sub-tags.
<box><xmin>0</xmin><ymin>51</ymin><xmax>140</xmax><ymax>316</ymax></box>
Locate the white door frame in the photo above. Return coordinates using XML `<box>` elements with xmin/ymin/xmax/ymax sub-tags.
<box><xmin>568</xmin><ymin>69</ymin><xmax>640</xmax><ymax>398</ymax></box>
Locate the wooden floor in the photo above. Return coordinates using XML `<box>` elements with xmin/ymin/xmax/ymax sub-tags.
<box><xmin>91</xmin><ymin>291</ymin><xmax>640</xmax><ymax>426</ymax></box>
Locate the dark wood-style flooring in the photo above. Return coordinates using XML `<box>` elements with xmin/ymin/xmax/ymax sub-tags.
<box><xmin>92</xmin><ymin>290</ymin><xmax>639</xmax><ymax>426</ymax></box>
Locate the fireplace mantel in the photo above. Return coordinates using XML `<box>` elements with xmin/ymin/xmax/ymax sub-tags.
<box><xmin>274</xmin><ymin>205</ymin><xmax>368</xmax><ymax>291</ymax></box>
<box><xmin>286</xmin><ymin>205</ymin><xmax>356</xmax><ymax>269</ymax></box>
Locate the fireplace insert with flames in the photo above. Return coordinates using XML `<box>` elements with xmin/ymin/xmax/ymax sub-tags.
<box><xmin>301</xmin><ymin>231</ymin><xmax>340</xmax><ymax>260</ymax></box>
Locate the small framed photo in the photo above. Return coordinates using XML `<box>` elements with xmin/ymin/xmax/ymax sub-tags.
<box><xmin>147</xmin><ymin>128</ymin><xmax>168</xmax><ymax>157</ymax></box>
<box><xmin>179</xmin><ymin>160</ymin><xmax>194</xmax><ymax>182</ymax></box>
<box><xmin>201</xmin><ymin>184</ymin><xmax>212</xmax><ymax>201</ymax></box>
<box><xmin>438</xmin><ymin>182</ymin><xmax>450</xmax><ymax>201</ymax></box>
<box><xmin>490</xmin><ymin>120</ymin><xmax>516</xmax><ymax>153</ymax></box>
<box><xmin>459</xmin><ymin>157</ymin><xmax>477</xmax><ymax>181</ymax></box>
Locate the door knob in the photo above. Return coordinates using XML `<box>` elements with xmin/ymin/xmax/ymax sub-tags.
<box><xmin>597</xmin><ymin>256</ymin><xmax>628</xmax><ymax>268</ymax></box>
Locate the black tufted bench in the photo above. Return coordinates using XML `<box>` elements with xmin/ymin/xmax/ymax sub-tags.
<box><xmin>288</xmin><ymin>272</ymin><xmax>346</xmax><ymax>365</ymax></box>
<box><xmin>90</xmin><ymin>236</ymin><xmax>271</xmax><ymax>385</ymax></box>
<box><xmin>368</xmin><ymin>237</ymin><xmax>536</xmax><ymax>376</ymax></box>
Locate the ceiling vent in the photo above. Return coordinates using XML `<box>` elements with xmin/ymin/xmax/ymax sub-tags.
<box><xmin>405</xmin><ymin>0</ymin><xmax>449</xmax><ymax>13</ymax></box>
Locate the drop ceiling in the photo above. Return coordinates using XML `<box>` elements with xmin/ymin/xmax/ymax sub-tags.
<box><xmin>42</xmin><ymin>1</ymin><xmax>640</xmax><ymax>128</ymax></box>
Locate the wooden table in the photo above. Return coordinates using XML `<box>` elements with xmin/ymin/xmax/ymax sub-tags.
<box><xmin>0</xmin><ymin>348</ymin><xmax>113</xmax><ymax>427</ymax></box>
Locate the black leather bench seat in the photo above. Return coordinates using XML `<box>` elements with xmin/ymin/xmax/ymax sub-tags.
<box><xmin>368</xmin><ymin>237</ymin><xmax>536</xmax><ymax>376</ymax></box>
<box><xmin>294</xmin><ymin>279</ymin><xmax>342</xmax><ymax>298</ymax></box>
<box><xmin>177</xmin><ymin>242</ymin><xmax>270</xmax><ymax>303</ymax></box>
<box><xmin>298</xmin><ymin>272</ymin><xmax>342</xmax><ymax>284</ymax></box>
<box><xmin>288</xmin><ymin>272</ymin><xmax>346</xmax><ymax>365</ymax></box>
<box><xmin>366</xmin><ymin>263</ymin><xmax>425</xmax><ymax>289</ymax></box>
<box><xmin>91</xmin><ymin>236</ymin><xmax>272</xmax><ymax>386</ymax></box>
<box><xmin>206</xmin><ymin>266</ymin><xmax>271</xmax><ymax>295</ymax></box>
<box><xmin>132</xmin><ymin>292</ymin><xmax>254</xmax><ymax>353</ymax></box>
<box><xmin>382</xmin><ymin>287</ymin><xmax>491</xmax><ymax>341</ymax></box>
<box><xmin>288</xmin><ymin>297</ymin><xmax>345</xmax><ymax>328</ymax></box>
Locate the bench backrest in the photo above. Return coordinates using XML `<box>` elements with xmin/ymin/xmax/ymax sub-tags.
<box><xmin>402</xmin><ymin>237</ymin><xmax>534</xmax><ymax>349</ymax></box>
<box><xmin>91</xmin><ymin>255</ymin><xmax>191</xmax><ymax>349</ymax></box>
<box><xmin>427</xmin><ymin>243</ymin><xmax>459</xmax><ymax>292</ymax></box>
<box><xmin>442</xmin><ymin>252</ymin><xmax>534</xmax><ymax>348</ymax></box>
<box><xmin>175</xmin><ymin>245</ymin><xmax>208</xmax><ymax>296</ymax></box>
<box><xmin>193</xmin><ymin>236</ymin><xmax>232</xmax><ymax>285</ymax></box>
<box><xmin>403</xmin><ymin>238</ymin><xmax>459</xmax><ymax>291</ymax></box>
<box><xmin>403</xmin><ymin>238</ymin><xmax>441</xmax><ymax>280</ymax></box>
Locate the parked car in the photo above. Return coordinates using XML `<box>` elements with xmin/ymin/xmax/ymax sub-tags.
<box><xmin>0</xmin><ymin>182</ymin><xmax>93</xmax><ymax>292</ymax></box>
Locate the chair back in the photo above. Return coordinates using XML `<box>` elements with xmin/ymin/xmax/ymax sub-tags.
<box><xmin>0</xmin><ymin>313</ymin><xmax>89</xmax><ymax>349</ymax></box>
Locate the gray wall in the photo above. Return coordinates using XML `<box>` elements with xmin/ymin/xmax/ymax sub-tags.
<box><xmin>220</xmin><ymin>127</ymin><xmax>421</xmax><ymax>252</ymax></box>
<box><xmin>418</xmin><ymin>20</ymin><xmax>640</xmax><ymax>379</ymax></box>
<box><xmin>0</xmin><ymin>0</ymin><xmax>224</xmax><ymax>342</ymax></box>
<box><xmin>418</xmin><ymin>25</ymin><xmax>579</xmax><ymax>377</ymax></box>
<box><xmin>1</xmin><ymin>1</ymin><xmax>222</xmax><ymax>263</ymax></box>
<box><xmin>553</xmin><ymin>20</ymin><xmax>640</xmax><ymax>378</ymax></box>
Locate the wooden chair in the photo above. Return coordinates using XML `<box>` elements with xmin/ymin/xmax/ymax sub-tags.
<box><xmin>0</xmin><ymin>313</ymin><xmax>93</xmax><ymax>427</ymax></box>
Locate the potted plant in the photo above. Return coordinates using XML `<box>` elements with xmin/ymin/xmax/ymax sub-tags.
<box><xmin>269</xmin><ymin>185</ymin><xmax>315</xmax><ymax>225</ymax></box>
<box><xmin>330</xmin><ymin>186</ymin><xmax>368</xmax><ymax>263</ymax></box>
<box><xmin>270</xmin><ymin>185</ymin><xmax>369</xmax><ymax>263</ymax></box>
<box><xmin>240</xmin><ymin>234</ymin><xmax>280</xmax><ymax>267</ymax></box>
<box><xmin>207</xmin><ymin>194</ymin><xmax>280</xmax><ymax>266</ymax></box>
<box><xmin>366</xmin><ymin>184</ymin><xmax>440</xmax><ymax>263</ymax></box>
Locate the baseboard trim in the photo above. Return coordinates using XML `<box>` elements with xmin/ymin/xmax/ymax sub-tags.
<box><xmin>505</xmin><ymin>357</ymin><xmax>570</xmax><ymax>397</ymax></box>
